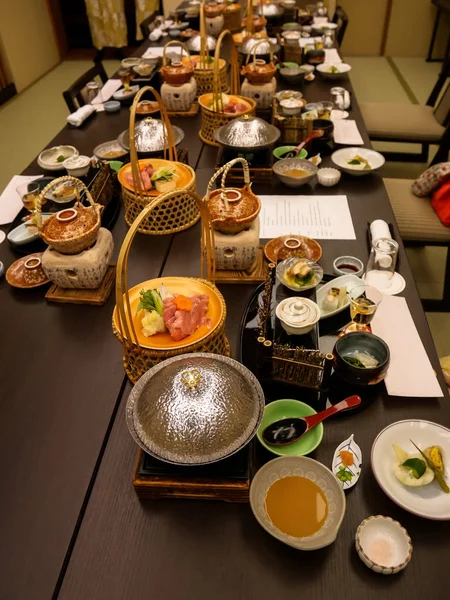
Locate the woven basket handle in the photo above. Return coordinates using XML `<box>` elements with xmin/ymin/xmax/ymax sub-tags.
<box><xmin>115</xmin><ymin>189</ymin><xmax>215</xmax><ymax>350</ymax></box>
<box><xmin>162</xmin><ymin>40</ymin><xmax>191</xmax><ymax>66</ymax></box>
<box><xmin>213</xmin><ymin>29</ymin><xmax>240</xmax><ymax>112</ymax></box>
<box><xmin>244</xmin><ymin>0</ymin><xmax>254</xmax><ymax>35</ymax></box>
<box><xmin>129</xmin><ymin>86</ymin><xmax>177</xmax><ymax>200</ymax></box>
<box><xmin>245</xmin><ymin>38</ymin><xmax>274</xmax><ymax>66</ymax></box>
<box><xmin>35</xmin><ymin>174</ymin><xmax>97</xmax><ymax>229</ymax></box>
<box><xmin>204</xmin><ymin>157</ymin><xmax>251</xmax><ymax>206</ymax></box>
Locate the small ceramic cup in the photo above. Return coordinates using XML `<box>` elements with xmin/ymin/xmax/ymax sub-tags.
<box><xmin>333</xmin><ymin>255</ymin><xmax>364</xmax><ymax>278</ymax></box>
<box><xmin>356</xmin><ymin>516</ymin><xmax>412</xmax><ymax>575</ymax></box>
<box><xmin>23</xmin><ymin>256</ymin><xmax>46</xmax><ymax>285</ymax></box>
<box><xmin>104</xmin><ymin>100</ymin><xmax>121</xmax><ymax>113</ymax></box>
<box><xmin>317</xmin><ymin>167</ymin><xmax>341</xmax><ymax>187</ymax></box>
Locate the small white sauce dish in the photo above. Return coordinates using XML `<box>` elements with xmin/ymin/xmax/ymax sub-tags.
<box><xmin>104</xmin><ymin>100</ymin><xmax>121</xmax><ymax>113</ymax></box>
<box><xmin>276</xmin><ymin>297</ymin><xmax>321</xmax><ymax>335</ymax></box>
<box><xmin>317</xmin><ymin>167</ymin><xmax>341</xmax><ymax>187</ymax></box>
<box><xmin>63</xmin><ymin>155</ymin><xmax>91</xmax><ymax>177</ymax></box>
<box><xmin>355</xmin><ymin>516</ymin><xmax>412</xmax><ymax>575</ymax></box>
<box><xmin>333</xmin><ymin>255</ymin><xmax>364</xmax><ymax>278</ymax></box>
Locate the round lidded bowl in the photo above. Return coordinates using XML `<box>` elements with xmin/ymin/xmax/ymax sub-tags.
<box><xmin>238</xmin><ymin>36</ymin><xmax>280</xmax><ymax>57</ymax></box>
<box><xmin>40</xmin><ymin>203</ymin><xmax>101</xmax><ymax>255</ymax></box>
<box><xmin>276</xmin><ymin>297</ymin><xmax>321</xmax><ymax>335</ymax></box>
<box><xmin>250</xmin><ymin>455</ymin><xmax>346</xmax><ymax>551</ymax></box>
<box><xmin>207</xmin><ymin>186</ymin><xmax>261</xmax><ymax>234</ymax></box>
<box><xmin>160</xmin><ymin>59</ymin><xmax>194</xmax><ymax>85</ymax></box>
<box><xmin>117</xmin><ymin>117</ymin><xmax>185</xmax><ymax>154</ymax></box>
<box><xmin>277</xmin><ymin>257</ymin><xmax>323</xmax><ymax>292</ymax></box>
<box><xmin>187</xmin><ymin>34</ymin><xmax>217</xmax><ymax>52</ymax></box>
<box><xmin>254</xmin><ymin>2</ymin><xmax>284</xmax><ymax>18</ymax></box>
<box><xmin>127</xmin><ymin>353</ymin><xmax>265</xmax><ymax>465</ymax></box>
<box><xmin>214</xmin><ymin>115</ymin><xmax>280</xmax><ymax>152</ymax></box>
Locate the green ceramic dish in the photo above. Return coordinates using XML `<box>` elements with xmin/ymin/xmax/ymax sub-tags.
<box><xmin>273</xmin><ymin>146</ymin><xmax>308</xmax><ymax>161</ymax></box>
<box><xmin>276</xmin><ymin>62</ymin><xmax>299</xmax><ymax>70</ymax></box>
<box><xmin>257</xmin><ymin>399</ymin><xmax>324</xmax><ymax>456</ymax></box>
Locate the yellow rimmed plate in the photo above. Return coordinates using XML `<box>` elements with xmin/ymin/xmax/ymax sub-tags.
<box><xmin>113</xmin><ymin>276</ymin><xmax>224</xmax><ymax>350</ymax></box>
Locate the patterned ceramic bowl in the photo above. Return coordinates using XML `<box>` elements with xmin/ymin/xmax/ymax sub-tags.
<box><xmin>356</xmin><ymin>516</ymin><xmax>412</xmax><ymax>574</ymax></box>
<box><xmin>250</xmin><ymin>456</ymin><xmax>346</xmax><ymax>550</ymax></box>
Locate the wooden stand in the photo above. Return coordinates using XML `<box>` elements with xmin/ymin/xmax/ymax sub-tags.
<box><xmin>133</xmin><ymin>447</ymin><xmax>252</xmax><ymax>502</ymax></box>
<box><xmin>216</xmin><ymin>147</ymin><xmax>273</xmax><ymax>185</ymax></box>
<box><xmin>215</xmin><ymin>246</ymin><xmax>267</xmax><ymax>283</ymax></box>
<box><xmin>45</xmin><ymin>265</ymin><xmax>115</xmax><ymax>306</ymax></box>
<box><xmin>166</xmin><ymin>102</ymin><xmax>199</xmax><ymax>117</ymax></box>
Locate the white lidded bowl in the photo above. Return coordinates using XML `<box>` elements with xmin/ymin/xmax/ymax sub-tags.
<box><xmin>63</xmin><ymin>155</ymin><xmax>91</xmax><ymax>177</ymax></box>
<box><xmin>356</xmin><ymin>515</ymin><xmax>412</xmax><ymax>574</ymax></box>
<box><xmin>331</xmin><ymin>147</ymin><xmax>385</xmax><ymax>176</ymax></box>
<box><xmin>317</xmin><ymin>167</ymin><xmax>341</xmax><ymax>187</ymax></box>
<box><xmin>276</xmin><ymin>296</ymin><xmax>321</xmax><ymax>335</ymax></box>
<box><xmin>250</xmin><ymin>456</ymin><xmax>346</xmax><ymax>551</ymax></box>
<box><xmin>316</xmin><ymin>62</ymin><xmax>351</xmax><ymax>79</ymax></box>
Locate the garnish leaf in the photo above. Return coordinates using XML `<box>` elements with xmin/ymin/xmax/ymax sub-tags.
<box><xmin>136</xmin><ymin>288</ymin><xmax>164</xmax><ymax>315</ymax></box>
<box><xmin>402</xmin><ymin>458</ymin><xmax>426</xmax><ymax>479</ymax></box>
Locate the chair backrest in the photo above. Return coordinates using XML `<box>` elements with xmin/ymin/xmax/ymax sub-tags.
<box><xmin>139</xmin><ymin>10</ymin><xmax>160</xmax><ymax>39</ymax></box>
<box><xmin>434</xmin><ymin>81</ymin><xmax>450</xmax><ymax>127</ymax></box>
<box><xmin>63</xmin><ymin>62</ymin><xmax>108</xmax><ymax>113</ymax></box>
<box><xmin>333</xmin><ymin>6</ymin><xmax>348</xmax><ymax>47</ymax></box>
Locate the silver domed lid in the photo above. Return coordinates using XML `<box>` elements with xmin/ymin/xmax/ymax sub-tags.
<box><xmin>254</xmin><ymin>2</ymin><xmax>284</xmax><ymax>16</ymax></box>
<box><xmin>214</xmin><ymin>115</ymin><xmax>280</xmax><ymax>151</ymax></box>
<box><xmin>117</xmin><ymin>117</ymin><xmax>185</xmax><ymax>152</ymax></box>
<box><xmin>187</xmin><ymin>34</ymin><xmax>217</xmax><ymax>52</ymax></box>
<box><xmin>126</xmin><ymin>353</ymin><xmax>265</xmax><ymax>465</ymax></box>
<box><xmin>238</xmin><ymin>37</ymin><xmax>280</xmax><ymax>55</ymax></box>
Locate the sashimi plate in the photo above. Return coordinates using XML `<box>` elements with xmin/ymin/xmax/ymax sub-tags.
<box><xmin>113</xmin><ymin>276</ymin><xmax>224</xmax><ymax>350</ymax></box>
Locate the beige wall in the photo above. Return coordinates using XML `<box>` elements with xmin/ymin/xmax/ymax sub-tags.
<box><xmin>340</xmin><ymin>0</ymin><xmax>388</xmax><ymax>56</ymax></box>
<box><xmin>0</xmin><ymin>0</ymin><xmax>60</xmax><ymax>92</ymax></box>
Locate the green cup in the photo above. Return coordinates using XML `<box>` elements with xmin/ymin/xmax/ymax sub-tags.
<box><xmin>273</xmin><ymin>146</ymin><xmax>308</xmax><ymax>161</ymax></box>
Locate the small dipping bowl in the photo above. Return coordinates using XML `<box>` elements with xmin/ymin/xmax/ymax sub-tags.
<box><xmin>333</xmin><ymin>332</ymin><xmax>390</xmax><ymax>387</ymax></box>
<box><xmin>279</xmin><ymin>66</ymin><xmax>307</xmax><ymax>84</ymax></box>
<box><xmin>275</xmin><ymin>90</ymin><xmax>303</xmax><ymax>102</ymax></box>
<box><xmin>276</xmin><ymin>296</ymin><xmax>321</xmax><ymax>335</ymax></box>
<box><xmin>273</xmin><ymin>158</ymin><xmax>317</xmax><ymax>188</ymax></box>
<box><xmin>305</xmin><ymin>49</ymin><xmax>325</xmax><ymax>65</ymax></box>
<box><xmin>169</xmin><ymin>29</ymin><xmax>181</xmax><ymax>37</ymax></box>
<box><xmin>63</xmin><ymin>155</ymin><xmax>90</xmax><ymax>177</ymax></box>
<box><xmin>257</xmin><ymin>399</ymin><xmax>324</xmax><ymax>457</ymax></box>
<box><xmin>273</xmin><ymin>146</ymin><xmax>307</xmax><ymax>161</ymax></box>
<box><xmin>317</xmin><ymin>167</ymin><xmax>341</xmax><ymax>187</ymax></box>
<box><xmin>333</xmin><ymin>255</ymin><xmax>364</xmax><ymax>277</ymax></box>
<box><xmin>104</xmin><ymin>100</ymin><xmax>121</xmax><ymax>113</ymax></box>
<box><xmin>276</xmin><ymin>257</ymin><xmax>323</xmax><ymax>292</ymax></box>
<box><xmin>356</xmin><ymin>516</ymin><xmax>412</xmax><ymax>575</ymax></box>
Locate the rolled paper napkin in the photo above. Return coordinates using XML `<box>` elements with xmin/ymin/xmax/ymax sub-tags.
<box><xmin>149</xmin><ymin>27</ymin><xmax>163</xmax><ymax>41</ymax></box>
<box><xmin>67</xmin><ymin>104</ymin><xmax>96</xmax><ymax>127</ymax></box>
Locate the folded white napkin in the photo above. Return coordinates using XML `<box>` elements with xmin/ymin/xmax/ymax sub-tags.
<box><xmin>333</xmin><ymin>120</ymin><xmax>364</xmax><ymax>145</ymax></box>
<box><xmin>67</xmin><ymin>104</ymin><xmax>96</xmax><ymax>127</ymax></box>
<box><xmin>0</xmin><ymin>175</ymin><xmax>43</xmax><ymax>225</ymax></box>
<box><xmin>324</xmin><ymin>48</ymin><xmax>342</xmax><ymax>63</ymax></box>
<box><xmin>91</xmin><ymin>79</ymin><xmax>123</xmax><ymax>112</ymax></box>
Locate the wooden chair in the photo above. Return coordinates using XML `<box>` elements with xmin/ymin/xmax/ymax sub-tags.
<box><xmin>332</xmin><ymin>6</ymin><xmax>349</xmax><ymax>47</ymax></box>
<box><xmin>384</xmin><ymin>144</ymin><xmax>450</xmax><ymax>311</ymax></box>
<box><xmin>360</xmin><ymin>71</ymin><xmax>450</xmax><ymax>163</ymax></box>
<box><xmin>63</xmin><ymin>62</ymin><xmax>108</xmax><ymax>113</ymax></box>
<box><xmin>139</xmin><ymin>10</ymin><xmax>160</xmax><ymax>39</ymax></box>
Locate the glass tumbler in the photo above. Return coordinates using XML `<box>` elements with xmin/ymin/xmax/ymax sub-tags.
<box><xmin>365</xmin><ymin>238</ymin><xmax>399</xmax><ymax>291</ymax></box>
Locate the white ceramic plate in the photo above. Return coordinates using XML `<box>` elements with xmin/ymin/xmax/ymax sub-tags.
<box><xmin>113</xmin><ymin>85</ymin><xmax>139</xmax><ymax>101</ymax></box>
<box><xmin>331</xmin><ymin>147</ymin><xmax>385</xmax><ymax>176</ymax></box>
<box><xmin>316</xmin><ymin>273</ymin><xmax>362</xmax><ymax>319</ymax></box>
<box><xmin>316</xmin><ymin>62</ymin><xmax>351</xmax><ymax>79</ymax></box>
<box><xmin>37</xmin><ymin>145</ymin><xmax>78</xmax><ymax>171</ymax></box>
<box><xmin>371</xmin><ymin>420</ymin><xmax>450</xmax><ymax>520</ymax></box>
<box><xmin>7</xmin><ymin>214</ymin><xmax>52</xmax><ymax>245</ymax></box>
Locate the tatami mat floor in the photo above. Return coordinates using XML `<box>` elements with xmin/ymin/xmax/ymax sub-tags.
<box><xmin>0</xmin><ymin>56</ymin><xmax>448</xmax><ymax>357</ymax></box>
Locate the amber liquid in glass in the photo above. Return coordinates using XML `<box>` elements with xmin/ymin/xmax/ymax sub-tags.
<box><xmin>350</xmin><ymin>297</ymin><xmax>377</xmax><ymax>325</ymax></box>
<box><xmin>22</xmin><ymin>192</ymin><xmax>40</xmax><ymax>212</ymax></box>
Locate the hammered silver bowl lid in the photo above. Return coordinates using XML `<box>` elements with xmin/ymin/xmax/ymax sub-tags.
<box><xmin>187</xmin><ymin>34</ymin><xmax>217</xmax><ymax>52</ymax></box>
<box><xmin>214</xmin><ymin>115</ymin><xmax>280</xmax><ymax>150</ymax></box>
<box><xmin>117</xmin><ymin>117</ymin><xmax>185</xmax><ymax>152</ymax></box>
<box><xmin>254</xmin><ymin>2</ymin><xmax>284</xmax><ymax>16</ymax></box>
<box><xmin>126</xmin><ymin>353</ymin><xmax>265</xmax><ymax>465</ymax></box>
<box><xmin>238</xmin><ymin>37</ymin><xmax>280</xmax><ymax>55</ymax></box>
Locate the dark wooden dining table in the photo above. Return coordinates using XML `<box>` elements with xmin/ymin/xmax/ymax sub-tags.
<box><xmin>1</xmin><ymin>22</ymin><xmax>449</xmax><ymax>600</ymax></box>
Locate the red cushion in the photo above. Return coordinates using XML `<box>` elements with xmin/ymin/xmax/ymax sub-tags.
<box><xmin>431</xmin><ymin>180</ymin><xmax>450</xmax><ymax>226</ymax></box>
<box><xmin>412</xmin><ymin>162</ymin><xmax>450</xmax><ymax>197</ymax></box>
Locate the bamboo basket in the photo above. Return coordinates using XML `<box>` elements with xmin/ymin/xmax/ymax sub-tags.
<box><xmin>198</xmin><ymin>29</ymin><xmax>256</xmax><ymax>146</ymax></box>
<box><xmin>113</xmin><ymin>189</ymin><xmax>229</xmax><ymax>383</ymax></box>
<box><xmin>121</xmin><ymin>85</ymin><xmax>199</xmax><ymax>235</ymax></box>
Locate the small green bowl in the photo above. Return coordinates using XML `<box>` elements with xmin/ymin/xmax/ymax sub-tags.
<box><xmin>273</xmin><ymin>146</ymin><xmax>308</xmax><ymax>161</ymax></box>
<box><xmin>257</xmin><ymin>399</ymin><xmax>324</xmax><ymax>456</ymax></box>
<box><xmin>276</xmin><ymin>62</ymin><xmax>299</xmax><ymax>70</ymax></box>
